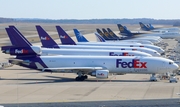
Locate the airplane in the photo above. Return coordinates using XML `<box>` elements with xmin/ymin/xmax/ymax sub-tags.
<box><xmin>117</xmin><ymin>24</ymin><xmax>162</xmax><ymax>43</ymax></box>
<box><xmin>95</xmin><ymin>32</ymin><xmax>153</xmax><ymax>45</ymax></box>
<box><xmin>35</xmin><ymin>25</ymin><xmax>161</xmax><ymax>56</ymax></box>
<box><xmin>102</xmin><ymin>28</ymin><xmax>118</xmax><ymax>39</ymax></box>
<box><xmin>57</xmin><ymin>26</ymin><xmax>165</xmax><ymax>54</ymax></box>
<box><xmin>96</xmin><ymin>28</ymin><xmax>116</xmax><ymax>40</ymax></box>
<box><xmin>138</xmin><ymin>31</ymin><xmax>180</xmax><ymax>39</ymax></box>
<box><xmin>3</xmin><ymin>28</ymin><xmax>179</xmax><ymax>81</ymax></box>
<box><xmin>139</xmin><ymin>22</ymin><xmax>179</xmax><ymax>32</ymax></box>
<box><xmin>4</xmin><ymin>26</ymin><xmax>152</xmax><ymax>56</ymax></box>
<box><xmin>7</xmin><ymin>49</ymin><xmax>179</xmax><ymax>81</ymax></box>
<box><xmin>74</xmin><ymin>28</ymin><xmax>152</xmax><ymax>44</ymax></box>
<box><xmin>97</xmin><ymin>28</ymin><xmax>152</xmax><ymax>43</ymax></box>
<box><xmin>97</xmin><ymin>28</ymin><xmax>153</xmax><ymax>45</ymax></box>
<box><xmin>3</xmin><ymin>26</ymin><xmax>152</xmax><ymax>57</ymax></box>
<box><xmin>138</xmin><ymin>22</ymin><xmax>180</xmax><ymax>39</ymax></box>
<box><xmin>106</xmin><ymin>28</ymin><xmax>121</xmax><ymax>39</ymax></box>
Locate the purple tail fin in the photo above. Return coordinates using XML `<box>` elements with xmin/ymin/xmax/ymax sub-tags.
<box><xmin>3</xmin><ymin>28</ymin><xmax>38</xmax><ymax>56</ymax></box>
<box><xmin>9</xmin><ymin>26</ymin><xmax>32</xmax><ymax>46</ymax></box>
<box><xmin>36</xmin><ymin>25</ymin><xmax>59</xmax><ymax>48</ymax></box>
<box><xmin>6</xmin><ymin>28</ymin><xmax>31</xmax><ymax>47</ymax></box>
<box><xmin>56</xmin><ymin>26</ymin><xmax>76</xmax><ymax>45</ymax></box>
<box><xmin>5</xmin><ymin>28</ymin><xmax>19</xmax><ymax>46</ymax></box>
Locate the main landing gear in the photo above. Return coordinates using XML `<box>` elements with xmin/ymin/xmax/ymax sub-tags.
<box><xmin>150</xmin><ymin>73</ymin><xmax>157</xmax><ymax>81</ymax></box>
<box><xmin>75</xmin><ymin>72</ymin><xmax>88</xmax><ymax>81</ymax></box>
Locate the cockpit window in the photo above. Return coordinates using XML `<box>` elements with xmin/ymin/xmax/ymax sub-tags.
<box><xmin>169</xmin><ymin>62</ymin><xmax>173</xmax><ymax>64</ymax></box>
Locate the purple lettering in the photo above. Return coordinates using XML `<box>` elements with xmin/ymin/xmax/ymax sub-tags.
<box><xmin>116</xmin><ymin>59</ymin><xmax>147</xmax><ymax>68</ymax></box>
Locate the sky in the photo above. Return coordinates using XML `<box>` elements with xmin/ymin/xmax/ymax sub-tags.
<box><xmin>1</xmin><ymin>0</ymin><xmax>180</xmax><ymax>19</ymax></box>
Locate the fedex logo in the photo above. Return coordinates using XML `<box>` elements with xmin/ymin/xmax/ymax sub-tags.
<box><xmin>15</xmin><ymin>49</ymin><xmax>28</xmax><ymax>54</ymax></box>
<box><xmin>109</xmin><ymin>52</ymin><xmax>131</xmax><ymax>56</ymax></box>
<box><xmin>97</xmin><ymin>73</ymin><xmax>104</xmax><ymax>76</ymax></box>
<box><xmin>139</xmin><ymin>46</ymin><xmax>144</xmax><ymax>47</ymax></box>
<box><xmin>116</xmin><ymin>59</ymin><xmax>147</xmax><ymax>68</ymax></box>
<box><xmin>60</xmin><ymin>35</ymin><xmax>68</xmax><ymax>39</ymax></box>
<box><xmin>41</xmin><ymin>36</ymin><xmax>50</xmax><ymax>40</ymax></box>
<box><xmin>132</xmin><ymin>49</ymin><xmax>137</xmax><ymax>51</ymax></box>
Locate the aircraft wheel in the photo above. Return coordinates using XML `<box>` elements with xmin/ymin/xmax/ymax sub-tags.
<box><xmin>84</xmin><ymin>75</ymin><xmax>88</xmax><ymax>79</ymax></box>
<box><xmin>75</xmin><ymin>77</ymin><xmax>80</xmax><ymax>81</ymax></box>
<box><xmin>80</xmin><ymin>76</ymin><xmax>85</xmax><ymax>81</ymax></box>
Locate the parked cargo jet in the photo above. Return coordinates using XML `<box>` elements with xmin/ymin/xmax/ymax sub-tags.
<box><xmin>74</xmin><ymin>28</ymin><xmax>152</xmax><ymax>44</ymax></box>
<box><xmin>3</xmin><ymin>27</ymin><xmax>152</xmax><ymax>57</ymax></box>
<box><xmin>34</xmin><ymin>26</ymin><xmax>161</xmax><ymax>56</ymax></box>
<box><xmin>75</xmin><ymin>28</ymin><xmax>153</xmax><ymax>45</ymax></box>
<box><xmin>139</xmin><ymin>22</ymin><xmax>180</xmax><ymax>39</ymax></box>
<box><xmin>96</xmin><ymin>28</ymin><xmax>116</xmax><ymax>40</ymax></box>
<box><xmin>117</xmin><ymin>24</ymin><xmax>162</xmax><ymax>43</ymax></box>
<box><xmin>99</xmin><ymin>27</ymin><xmax>155</xmax><ymax>44</ymax></box>
<box><xmin>73</xmin><ymin>28</ymin><xmax>142</xmax><ymax>45</ymax></box>
<box><xmin>95</xmin><ymin>32</ymin><xmax>153</xmax><ymax>45</ymax></box>
<box><xmin>139</xmin><ymin>22</ymin><xmax>179</xmax><ymax>32</ymax></box>
<box><xmin>3</xmin><ymin>28</ymin><xmax>178</xmax><ymax>81</ymax></box>
<box><xmin>106</xmin><ymin>28</ymin><xmax>153</xmax><ymax>44</ymax></box>
<box><xmin>57</xmin><ymin>26</ymin><xmax>164</xmax><ymax>54</ymax></box>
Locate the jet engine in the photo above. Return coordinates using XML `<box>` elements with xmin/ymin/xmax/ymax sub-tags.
<box><xmin>89</xmin><ymin>70</ymin><xmax>109</xmax><ymax>78</ymax></box>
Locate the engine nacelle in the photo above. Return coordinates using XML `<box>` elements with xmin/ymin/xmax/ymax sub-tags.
<box><xmin>3</xmin><ymin>46</ymin><xmax>42</xmax><ymax>55</ymax></box>
<box><xmin>90</xmin><ymin>70</ymin><xmax>109</xmax><ymax>78</ymax></box>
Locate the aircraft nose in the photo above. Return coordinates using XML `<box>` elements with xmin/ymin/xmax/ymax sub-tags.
<box><xmin>172</xmin><ymin>63</ymin><xmax>179</xmax><ymax>71</ymax></box>
<box><xmin>157</xmin><ymin>53</ymin><xmax>161</xmax><ymax>56</ymax></box>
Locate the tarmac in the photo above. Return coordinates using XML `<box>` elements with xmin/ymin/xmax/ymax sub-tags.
<box><xmin>1</xmin><ymin>29</ymin><xmax>180</xmax><ymax>106</ymax></box>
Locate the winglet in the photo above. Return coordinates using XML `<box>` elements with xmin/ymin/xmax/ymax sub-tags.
<box><xmin>73</xmin><ymin>29</ymin><xmax>89</xmax><ymax>42</ymax></box>
<box><xmin>56</xmin><ymin>26</ymin><xmax>76</xmax><ymax>45</ymax></box>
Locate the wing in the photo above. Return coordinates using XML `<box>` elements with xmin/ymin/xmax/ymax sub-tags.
<box><xmin>42</xmin><ymin>67</ymin><xmax>104</xmax><ymax>72</ymax></box>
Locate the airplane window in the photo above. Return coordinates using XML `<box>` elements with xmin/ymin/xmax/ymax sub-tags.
<box><xmin>154</xmin><ymin>52</ymin><xmax>157</xmax><ymax>53</ymax></box>
<box><xmin>169</xmin><ymin>62</ymin><xmax>173</xmax><ymax>64</ymax></box>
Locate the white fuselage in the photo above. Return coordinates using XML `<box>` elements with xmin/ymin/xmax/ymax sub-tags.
<box><xmin>76</xmin><ymin>42</ymin><xmax>164</xmax><ymax>54</ymax></box>
<box><xmin>113</xmin><ymin>40</ymin><xmax>153</xmax><ymax>45</ymax></box>
<box><xmin>122</xmin><ymin>35</ymin><xmax>162</xmax><ymax>43</ymax></box>
<box><xmin>139</xmin><ymin>32</ymin><xmax>180</xmax><ymax>39</ymax></box>
<box><xmin>39</xmin><ymin>56</ymin><xmax>178</xmax><ymax>74</ymax></box>
<box><xmin>129</xmin><ymin>36</ymin><xmax>162</xmax><ymax>43</ymax></box>
<box><xmin>41</xmin><ymin>48</ymin><xmax>152</xmax><ymax>56</ymax></box>
<box><xmin>56</xmin><ymin>45</ymin><xmax>161</xmax><ymax>56</ymax></box>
